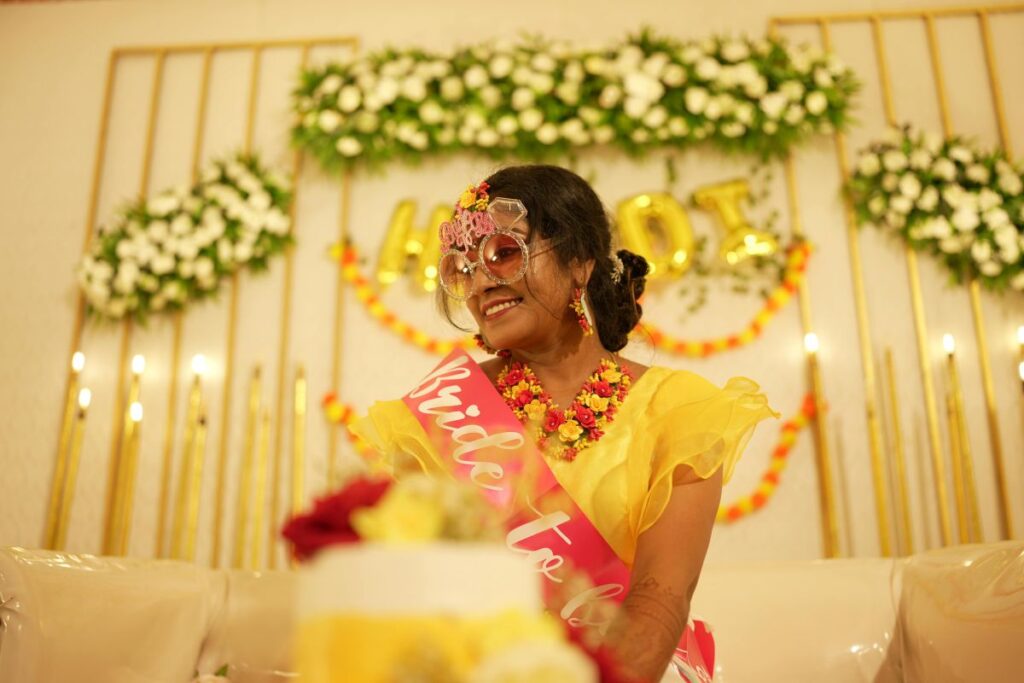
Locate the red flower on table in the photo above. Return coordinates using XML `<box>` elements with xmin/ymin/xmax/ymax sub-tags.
<box><xmin>543</xmin><ymin>408</ymin><xmax>566</xmax><ymax>431</ymax></box>
<box><xmin>281</xmin><ymin>476</ymin><xmax>392</xmax><ymax>561</ymax></box>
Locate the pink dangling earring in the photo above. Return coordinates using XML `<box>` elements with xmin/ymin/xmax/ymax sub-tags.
<box><xmin>474</xmin><ymin>332</ymin><xmax>511</xmax><ymax>358</ymax></box>
<box><xmin>570</xmin><ymin>287</ymin><xmax>594</xmax><ymax>336</ymax></box>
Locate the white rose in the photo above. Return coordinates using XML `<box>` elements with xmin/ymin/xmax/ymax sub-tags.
<box><xmin>930</xmin><ymin>216</ymin><xmax>953</xmax><ymax>238</ymax></box>
<box><xmin>401</xmin><ymin>76</ymin><xmax>427</xmax><ymax>102</ymax></box>
<box><xmin>216</xmin><ymin>239</ymin><xmax>233</xmax><ymax>264</ymax></box>
<box><xmin>151</xmin><ymin>253</ymin><xmax>175</xmax><ymax>275</ymax></box>
<box><xmin>932</xmin><ymin>158</ymin><xmax>957</xmax><ymax>181</ymax></box>
<box><xmin>593</xmin><ymin>125</ymin><xmax>615</xmax><ymax>144</ymax></box>
<box><xmin>680</xmin><ymin>45</ymin><xmax>703</xmax><ymax>64</ymax></box>
<box><xmin>616</xmin><ymin>45</ymin><xmax>644</xmax><ymax>70</ymax></box>
<box><xmin>489</xmin><ymin>55</ymin><xmax>514</xmax><ymax>78</ymax></box>
<box><xmin>805</xmin><ymin>91</ymin><xmax>828</xmax><ymax>116</ymax></box>
<box><xmin>337</xmin><ymin>85</ymin><xmax>361</xmax><ymax>113</ymax></box>
<box><xmin>440</xmin><ymin>76</ymin><xmax>464</xmax><ymax>101</ymax></box>
<box><xmin>177</xmin><ymin>238</ymin><xmax>200</xmax><ymax>261</ymax></box>
<box><xmin>234</xmin><ymin>242</ymin><xmax>253</xmax><ymax>263</ymax></box>
<box><xmin>518</xmin><ymin>108</ymin><xmax>543</xmax><ymax>131</ymax></box>
<box><xmin>409</xmin><ymin>131</ymin><xmax>429</xmax><ymax>150</ymax></box>
<box><xmin>868</xmin><ymin>195</ymin><xmax>887</xmax><ymax>216</ymax></box>
<box><xmin>1000</xmin><ymin>241</ymin><xmax>1020</xmax><ymax>263</ymax></box>
<box><xmin>436</xmin><ymin>127</ymin><xmax>456</xmax><ymax>145</ymax></box>
<box><xmin>511</xmin><ymin>87</ymin><xmax>535</xmax><ymax>111</ymax></box>
<box><xmin>511</xmin><ymin>65</ymin><xmax>532</xmax><ymax>85</ymax></box>
<box><xmin>335</xmin><ymin>137</ymin><xmax>363</xmax><ymax>157</ymax></box>
<box><xmin>763</xmin><ymin>120</ymin><xmax>778</xmax><ymax>134</ymax></box>
<box><xmin>149</xmin><ymin>194</ymin><xmax>179</xmax><ymax>216</ymax></box>
<box><xmin>563</xmin><ymin>60</ymin><xmax>584</xmax><ymax>83</ymax></box>
<box><xmin>721</xmin><ymin>40</ymin><xmax>750</xmax><ymax>62</ymax></box>
<box><xmin>922</xmin><ymin>131</ymin><xmax>944</xmax><ymax>155</ymax></box>
<box><xmin>998</xmin><ymin>173</ymin><xmax>1023</xmax><ymax>195</ymax></box>
<box><xmin>642</xmin><ymin>105</ymin><xmax>668</xmax><ymax>128</ymax></box>
<box><xmin>685</xmin><ymin>87</ymin><xmax>710</xmax><ymax>114</ymax></box>
<box><xmin>882</xmin><ymin>173</ymin><xmax>899</xmax><ymax>192</ymax></box>
<box><xmin>555</xmin><ymin>82</ymin><xmax>579</xmax><ymax>105</ymax></box>
<box><xmin>662</xmin><ymin>63</ymin><xmax>687</xmax><ymax>87</ymax></box>
<box><xmin>917</xmin><ymin>186</ymin><xmax>939</xmax><ymax>211</ymax></box>
<box><xmin>910</xmin><ymin>149</ymin><xmax>932</xmax><ymax>170</ymax></box>
<box><xmin>952</xmin><ymin>206</ymin><xmax>980</xmax><ymax>232</ymax></box>
<box><xmin>966</xmin><ymin>164</ymin><xmax>990</xmax><ymax>184</ymax></box>
<box><xmin>107</xmin><ymin>298</ymin><xmax>127</xmax><ymax>317</ymax></box>
<box><xmin>759</xmin><ymin>91</ymin><xmax>787</xmax><ymax>119</ymax></box>
<box><xmin>354</xmin><ymin>112</ymin><xmax>379</xmax><ymax>133</ymax></box>
<box><xmin>885</xmin><ymin>211</ymin><xmax>906</xmax><ymax>228</ymax></box>
<box><xmin>177</xmin><ymin>259</ymin><xmax>195</xmax><ymax>278</ymax></box>
<box><xmin>883</xmin><ymin>150</ymin><xmax>908</xmax><ymax>172</ymax></box>
<box><xmin>624</xmin><ymin>72</ymin><xmax>664</xmax><ymax>102</ymax></box>
<box><xmin>717</xmin><ymin>66</ymin><xmax>740</xmax><ymax>89</ymax></box>
<box><xmin>704</xmin><ymin>98</ymin><xmax>723</xmax><ymax>120</ymax></box>
<box><xmin>319</xmin><ymin>74</ymin><xmax>342</xmax><ymax>94</ymax></box>
<box><xmin>721</xmin><ymin>121</ymin><xmax>745</xmax><ymax>138</ymax></box>
<box><xmin>667</xmin><ymin>117</ymin><xmax>689</xmax><ymax>137</ymax></box>
<box><xmin>480</xmin><ymin>85</ymin><xmax>502</xmax><ymax>108</ymax></box>
<box><xmin>418</xmin><ymin>101</ymin><xmax>444</xmax><ymax>125</ymax></box>
<box><xmin>584</xmin><ymin>55</ymin><xmax>607</xmax><ymax>75</ymax></box>
<box><xmin>695</xmin><ymin>57</ymin><xmax>721</xmax><ymax>81</ymax></box>
<box><xmin>115</xmin><ymin>240</ymin><xmax>136</xmax><ymax>260</ymax></box>
<box><xmin>939</xmin><ymin>236</ymin><xmax>964</xmax><ymax>253</ymax></box>
<box><xmin>898</xmin><ymin>174</ymin><xmax>922</xmax><ymax>199</ymax></box>
<box><xmin>529</xmin><ymin>73</ymin><xmax>555</xmax><ymax>94</ymax></box>
<box><xmin>248</xmin><ymin>191</ymin><xmax>271</xmax><ymax>212</ymax></box>
<box><xmin>535</xmin><ymin>122</ymin><xmax>559</xmax><ymax>145</ymax></box>
<box><xmin>598</xmin><ymin>85</ymin><xmax>622</xmax><ymax>108</ymax></box>
<box><xmin>93</xmin><ymin>260</ymin><xmax>114</xmax><ymax>281</ymax></box>
<box><xmin>978</xmin><ymin>188</ymin><xmax>1002</xmax><ymax>211</ymax></box>
<box><xmin>630</xmin><ymin>128</ymin><xmax>650</xmax><ymax>144</ymax></box>
<box><xmin>496</xmin><ymin>115</ymin><xmax>518</xmax><ymax>136</ymax></box>
<box><xmin>265</xmin><ymin>208</ymin><xmax>289</xmax><ymax>235</ymax></box>
<box><xmin>531</xmin><ymin>53</ymin><xmax>556</xmax><ymax>73</ymax></box>
<box><xmin>374</xmin><ymin>77</ymin><xmax>400</xmax><ymax>104</ymax></box>
<box><xmin>857</xmin><ymin>153</ymin><xmax>881</xmax><ymax>176</ymax></box>
<box><xmin>476</xmin><ymin>128</ymin><xmax>499</xmax><ymax>147</ymax></box>
<box><xmin>942</xmin><ymin>184</ymin><xmax>967</xmax><ymax>210</ymax></box>
<box><xmin>463</xmin><ymin>66</ymin><xmax>489</xmax><ymax>90</ymax></box>
<box><xmin>890</xmin><ymin>195</ymin><xmax>913</xmax><ymax>214</ymax></box>
<box><xmin>743</xmin><ymin>75</ymin><xmax>768</xmax><ymax>99</ymax></box>
<box><xmin>784</xmin><ymin>104</ymin><xmax>805</xmax><ymax>124</ymax></box>
<box><xmin>949</xmin><ymin>145</ymin><xmax>973</xmax><ymax>164</ymax></box>
<box><xmin>979</xmin><ymin>260</ymin><xmax>1002</xmax><ymax>276</ymax></box>
<box><xmin>1011</xmin><ymin>271</ymin><xmax>1024</xmax><ymax>290</ymax></box>
<box><xmin>624</xmin><ymin>96</ymin><xmax>649</xmax><ymax>119</ymax></box>
<box><xmin>814</xmin><ymin>67</ymin><xmax>834</xmax><ymax>89</ymax></box>
<box><xmin>984</xmin><ymin>207</ymin><xmax>1011</xmax><ymax>229</ymax></box>
<box><xmin>780</xmin><ymin>80</ymin><xmax>805</xmax><ymax>101</ymax></box>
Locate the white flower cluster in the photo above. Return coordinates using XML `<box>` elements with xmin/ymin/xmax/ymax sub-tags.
<box><xmin>293</xmin><ymin>31</ymin><xmax>857</xmax><ymax>169</ymax></box>
<box><xmin>78</xmin><ymin>154</ymin><xmax>292</xmax><ymax>320</ymax></box>
<box><xmin>849</xmin><ymin>125</ymin><xmax>1024</xmax><ymax>292</ymax></box>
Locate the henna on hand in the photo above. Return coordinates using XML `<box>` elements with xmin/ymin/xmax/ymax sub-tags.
<box><xmin>605</xmin><ymin>572</ymin><xmax>691</xmax><ymax>682</ymax></box>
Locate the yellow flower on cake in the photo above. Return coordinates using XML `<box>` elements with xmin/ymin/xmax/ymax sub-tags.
<box><xmin>351</xmin><ymin>486</ymin><xmax>444</xmax><ymax>542</ymax></box>
<box><xmin>557</xmin><ymin>420</ymin><xmax>583</xmax><ymax>443</ymax></box>
<box><xmin>523</xmin><ymin>400</ymin><xmax>547</xmax><ymax>422</ymax></box>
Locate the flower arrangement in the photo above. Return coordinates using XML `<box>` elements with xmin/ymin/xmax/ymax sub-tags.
<box><xmin>76</xmin><ymin>153</ymin><xmax>293</xmax><ymax>322</ymax></box>
<box><xmin>292</xmin><ymin>29</ymin><xmax>858</xmax><ymax>171</ymax></box>
<box><xmin>846</xmin><ymin>125</ymin><xmax>1024</xmax><ymax>293</ymax></box>
<box><xmin>497</xmin><ymin>359</ymin><xmax>633</xmax><ymax>462</ymax></box>
<box><xmin>281</xmin><ymin>474</ymin><xmax>504</xmax><ymax>560</ymax></box>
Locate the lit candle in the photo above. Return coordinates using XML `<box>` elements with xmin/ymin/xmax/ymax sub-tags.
<box><xmin>171</xmin><ymin>356</ymin><xmax>206</xmax><ymax>560</ymax></box>
<box><xmin>233</xmin><ymin>367</ymin><xmax>262</xmax><ymax>569</ymax></box>
<box><xmin>115</xmin><ymin>401</ymin><xmax>144</xmax><ymax>555</ymax></box>
<box><xmin>942</xmin><ymin>334</ymin><xmax>981</xmax><ymax>543</ymax></box>
<box><xmin>53</xmin><ymin>388</ymin><xmax>91</xmax><ymax>550</ymax></box>
<box><xmin>45</xmin><ymin>352</ymin><xmax>86</xmax><ymax>548</ymax></box>
<box><xmin>803</xmin><ymin>332</ymin><xmax>841</xmax><ymax>558</ymax></box>
<box><xmin>183</xmin><ymin>403</ymin><xmax>208</xmax><ymax>562</ymax></box>
<box><xmin>104</xmin><ymin>354</ymin><xmax>145</xmax><ymax>555</ymax></box>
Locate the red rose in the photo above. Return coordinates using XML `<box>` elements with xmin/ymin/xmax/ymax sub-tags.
<box><xmin>589</xmin><ymin>428</ymin><xmax>604</xmax><ymax>440</ymax></box>
<box><xmin>543</xmin><ymin>408</ymin><xmax>566</xmax><ymax>431</ymax></box>
<box><xmin>281</xmin><ymin>476</ymin><xmax>392</xmax><ymax>561</ymax></box>
<box><xmin>592</xmin><ymin>380</ymin><xmax>614</xmax><ymax>398</ymax></box>
<box><xmin>504</xmin><ymin>367</ymin><xmax>525</xmax><ymax>385</ymax></box>
<box><xmin>573</xmin><ymin>403</ymin><xmax>596</xmax><ymax>429</ymax></box>
<box><xmin>516</xmin><ymin>388</ymin><xmax>535</xmax><ymax>407</ymax></box>
<box><xmin>563</xmin><ymin>447</ymin><xmax>578</xmax><ymax>461</ymax></box>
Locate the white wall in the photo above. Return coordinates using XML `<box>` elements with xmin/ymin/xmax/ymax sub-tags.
<box><xmin>1</xmin><ymin>0</ymin><xmax>1022</xmax><ymax>567</ymax></box>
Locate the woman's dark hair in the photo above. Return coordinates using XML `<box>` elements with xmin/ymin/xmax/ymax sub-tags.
<box><xmin>438</xmin><ymin>164</ymin><xmax>649</xmax><ymax>352</ymax></box>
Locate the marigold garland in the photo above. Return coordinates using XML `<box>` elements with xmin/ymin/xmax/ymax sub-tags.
<box><xmin>716</xmin><ymin>393</ymin><xmax>816</xmax><ymax>523</ymax></box>
<box><xmin>332</xmin><ymin>241</ymin><xmax>810</xmax><ymax>357</ymax></box>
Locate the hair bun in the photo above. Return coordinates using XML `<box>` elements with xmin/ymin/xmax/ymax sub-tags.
<box><xmin>615</xmin><ymin>249</ymin><xmax>649</xmax><ymax>281</ymax></box>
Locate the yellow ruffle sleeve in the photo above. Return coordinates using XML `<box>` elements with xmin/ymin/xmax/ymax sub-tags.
<box><xmin>348</xmin><ymin>400</ymin><xmax>448</xmax><ymax>478</ymax></box>
<box><xmin>634</xmin><ymin>369</ymin><xmax>781</xmax><ymax>538</ymax></box>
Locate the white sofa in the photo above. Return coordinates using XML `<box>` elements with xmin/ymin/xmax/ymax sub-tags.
<box><xmin>1</xmin><ymin>542</ymin><xmax>1021</xmax><ymax>682</ymax></box>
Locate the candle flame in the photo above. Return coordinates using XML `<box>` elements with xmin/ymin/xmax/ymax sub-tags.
<box><xmin>803</xmin><ymin>332</ymin><xmax>820</xmax><ymax>354</ymax></box>
<box><xmin>129</xmin><ymin>401</ymin><xmax>143</xmax><ymax>422</ymax></box>
<box><xmin>942</xmin><ymin>334</ymin><xmax>955</xmax><ymax>355</ymax></box>
<box><xmin>71</xmin><ymin>351</ymin><xmax>85</xmax><ymax>373</ymax></box>
<box><xmin>131</xmin><ymin>355</ymin><xmax>146</xmax><ymax>375</ymax></box>
<box><xmin>191</xmin><ymin>354</ymin><xmax>208</xmax><ymax>376</ymax></box>
<box><xmin>78</xmin><ymin>388</ymin><xmax>92</xmax><ymax>409</ymax></box>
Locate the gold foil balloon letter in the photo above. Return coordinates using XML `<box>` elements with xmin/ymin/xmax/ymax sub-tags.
<box><xmin>691</xmin><ymin>179</ymin><xmax>777</xmax><ymax>266</ymax></box>
<box><xmin>616</xmin><ymin>192</ymin><xmax>695</xmax><ymax>279</ymax></box>
<box><xmin>376</xmin><ymin>200</ymin><xmax>450</xmax><ymax>292</ymax></box>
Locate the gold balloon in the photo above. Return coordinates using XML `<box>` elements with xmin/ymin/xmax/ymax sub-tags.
<box><xmin>376</xmin><ymin>200</ymin><xmax>450</xmax><ymax>292</ymax></box>
<box><xmin>691</xmin><ymin>179</ymin><xmax>777</xmax><ymax>266</ymax></box>
<box><xmin>615</xmin><ymin>192</ymin><xmax>695</xmax><ymax>279</ymax></box>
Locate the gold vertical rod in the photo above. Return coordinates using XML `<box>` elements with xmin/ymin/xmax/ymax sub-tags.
<box><xmin>328</xmin><ymin>171</ymin><xmax>354</xmax><ymax>490</ymax></box>
<box><xmin>292</xmin><ymin>366</ymin><xmax>307</xmax><ymax>516</ymax></box>
<box><xmin>161</xmin><ymin>47</ymin><xmax>214</xmax><ymax>559</ymax></box>
<box><xmin>948</xmin><ymin>352</ymin><xmax>983</xmax><ymax>541</ymax></box>
<box><xmin>54</xmin><ymin>406</ymin><xmax>88</xmax><ymax>550</ymax></box>
<box><xmin>870</xmin><ymin>15</ymin><xmax>953</xmax><ymax>546</ymax></box>
<box><xmin>976</xmin><ymin>9</ymin><xmax>1016</xmax><ymax>539</ymax></box>
<box><xmin>250</xmin><ymin>408</ymin><xmax>271</xmax><ymax>570</ymax></box>
<box><xmin>925</xmin><ymin>11</ymin><xmax>1008</xmax><ymax>541</ymax></box>
<box><xmin>214</xmin><ymin>47</ymin><xmax>262</xmax><ymax>566</ymax></box>
<box><xmin>821</xmin><ymin>19</ymin><xmax>892</xmax><ymax>557</ymax></box>
<box><xmin>115</xmin><ymin>418</ymin><xmax>142</xmax><ymax>556</ymax></box>
<box><xmin>946</xmin><ymin>390</ymin><xmax>969</xmax><ymax>543</ymax></box>
<box><xmin>884</xmin><ymin>348</ymin><xmax>914</xmax><ymax>555</ymax></box>
<box><xmin>184</xmin><ymin>409</ymin><xmax>208</xmax><ymax>561</ymax></box>
<box><xmin>171</xmin><ymin>377</ymin><xmax>202</xmax><ymax>559</ymax></box>
<box><xmin>268</xmin><ymin>44</ymin><xmax>311</xmax><ymax>570</ymax></box>
<box><xmin>44</xmin><ymin>372</ymin><xmax>80</xmax><ymax>547</ymax></box>
<box><xmin>233</xmin><ymin>368</ymin><xmax>261</xmax><ymax>568</ymax></box>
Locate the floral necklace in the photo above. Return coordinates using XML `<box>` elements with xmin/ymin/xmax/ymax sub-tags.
<box><xmin>496</xmin><ymin>357</ymin><xmax>635</xmax><ymax>461</ymax></box>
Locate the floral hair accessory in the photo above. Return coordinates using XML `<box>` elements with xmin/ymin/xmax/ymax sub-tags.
<box><xmin>439</xmin><ymin>180</ymin><xmax>498</xmax><ymax>251</ymax></box>
<box><xmin>609</xmin><ymin>253</ymin><xmax>624</xmax><ymax>284</ymax></box>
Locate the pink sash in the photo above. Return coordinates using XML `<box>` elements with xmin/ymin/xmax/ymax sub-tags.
<box><xmin>401</xmin><ymin>350</ymin><xmax>715</xmax><ymax>681</ymax></box>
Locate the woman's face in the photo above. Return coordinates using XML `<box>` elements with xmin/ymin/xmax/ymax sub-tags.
<box><xmin>463</xmin><ymin>221</ymin><xmax>578</xmax><ymax>353</ymax></box>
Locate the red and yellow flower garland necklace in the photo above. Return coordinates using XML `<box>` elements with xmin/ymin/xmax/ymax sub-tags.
<box><xmin>496</xmin><ymin>358</ymin><xmax>635</xmax><ymax>461</ymax></box>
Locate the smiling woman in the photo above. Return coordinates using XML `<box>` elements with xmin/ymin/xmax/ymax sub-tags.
<box><xmin>353</xmin><ymin>164</ymin><xmax>780</xmax><ymax>682</ymax></box>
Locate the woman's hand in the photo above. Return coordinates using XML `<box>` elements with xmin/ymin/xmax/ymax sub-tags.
<box><xmin>604</xmin><ymin>465</ymin><xmax>723</xmax><ymax>682</ymax></box>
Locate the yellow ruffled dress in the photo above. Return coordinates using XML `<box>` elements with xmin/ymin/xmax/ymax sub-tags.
<box><xmin>351</xmin><ymin>366</ymin><xmax>780</xmax><ymax>566</ymax></box>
